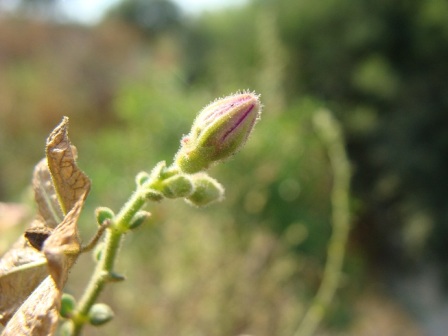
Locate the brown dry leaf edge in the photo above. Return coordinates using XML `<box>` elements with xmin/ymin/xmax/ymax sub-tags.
<box><xmin>0</xmin><ymin>117</ymin><xmax>90</xmax><ymax>336</ymax></box>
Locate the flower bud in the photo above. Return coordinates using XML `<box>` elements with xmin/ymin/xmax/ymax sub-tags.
<box><xmin>88</xmin><ymin>303</ymin><xmax>114</xmax><ymax>326</ymax></box>
<box><xmin>135</xmin><ymin>171</ymin><xmax>150</xmax><ymax>186</ymax></box>
<box><xmin>60</xmin><ymin>293</ymin><xmax>76</xmax><ymax>318</ymax></box>
<box><xmin>186</xmin><ymin>174</ymin><xmax>224</xmax><ymax>207</ymax></box>
<box><xmin>175</xmin><ymin>92</ymin><xmax>262</xmax><ymax>173</ymax></box>
<box><xmin>128</xmin><ymin>210</ymin><xmax>151</xmax><ymax>230</ymax></box>
<box><xmin>95</xmin><ymin>207</ymin><xmax>114</xmax><ymax>226</ymax></box>
<box><xmin>159</xmin><ymin>174</ymin><xmax>194</xmax><ymax>198</ymax></box>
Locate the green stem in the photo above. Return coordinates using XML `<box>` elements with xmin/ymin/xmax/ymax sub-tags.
<box><xmin>294</xmin><ymin>110</ymin><xmax>351</xmax><ymax>336</ymax></box>
<box><xmin>69</xmin><ymin>187</ymin><xmax>147</xmax><ymax>335</ymax></box>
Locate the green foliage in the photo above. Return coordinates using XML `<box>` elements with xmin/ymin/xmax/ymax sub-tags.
<box><xmin>183</xmin><ymin>0</ymin><xmax>448</xmax><ymax>275</ymax></box>
<box><xmin>107</xmin><ymin>0</ymin><xmax>182</xmax><ymax>35</ymax></box>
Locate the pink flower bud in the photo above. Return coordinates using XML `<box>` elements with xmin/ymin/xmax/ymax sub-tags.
<box><xmin>175</xmin><ymin>92</ymin><xmax>262</xmax><ymax>173</ymax></box>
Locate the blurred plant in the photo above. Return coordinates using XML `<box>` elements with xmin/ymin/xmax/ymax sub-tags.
<box><xmin>0</xmin><ymin>92</ymin><xmax>262</xmax><ymax>336</ymax></box>
<box><xmin>294</xmin><ymin>109</ymin><xmax>351</xmax><ymax>336</ymax></box>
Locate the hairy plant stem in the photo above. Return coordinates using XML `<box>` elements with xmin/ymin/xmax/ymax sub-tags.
<box><xmin>69</xmin><ymin>184</ymin><xmax>149</xmax><ymax>335</ymax></box>
<box><xmin>294</xmin><ymin>110</ymin><xmax>351</xmax><ymax>336</ymax></box>
<box><xmin>67</xmin><ymin>163</ymin><xmax>183</xmax><ymax>335</ymax></box>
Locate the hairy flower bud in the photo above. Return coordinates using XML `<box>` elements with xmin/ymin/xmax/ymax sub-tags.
<box><xmin>88</xmin><ymin>303</ymin><xmax>114</xmax><ymax>326</ymax></box>
<box><xmin>159</xmin><ymin>174</ymin><xmax>194</xmax><ymax>198</ymax></box>
<box><xmin>175</xmin><ymin>92</ymin><xmax>262</xmax><ymax>174</ymax></box>
<box><xmin>186</xmin><ymin>174</ymin><xmax>224</xmax><ymax>207</ymax></box>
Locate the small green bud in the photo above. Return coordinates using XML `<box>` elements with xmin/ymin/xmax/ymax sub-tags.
<box><xmin>95</xmin><ymin>207</ymin><xmax>114</xmax><ymax>226</ymax></box>
<box><xmin>135</xmin><ymin>171</ymin><xmax>151</xmax><ymax>186</ymax></box>
<box><xmin>93</xmin><ymin>242</ymin><xmax>104</xmax><ymax>262</ymax></box>
<box><xmin>160</xmin><ymin>174</ymin><xmax>194</xmax><ymax>198</ymax></box>
<box><xmin>143</xmin><ymin>188</ymin><xmax>164</xmax><ymax>202</ymax></box>
<box><xmin>59</xmin><ymin>321</ymin><xmax>74</xmax><ymax>336</ymax></box>
<box><xmin>175</xmin><ymin>91</ymin><xmax>262</xmax><ymax>173</ymax></box>
<box><xmin>60</xmin><ymin>293</ymin><xmax>76</xmax><ymax>318</ymax></box>
<box><xmin>186</xmin><ymin>174</ymin><xmax>224</xmax><ymax>207</ymax></box>
<box><xmin>129</xmin><ymin>210</ymin><xmax>151</xmax><ymax>230</ymax></box>
<box><xmin>88</xmin><ymin>303</ymin><xmax>114</xmax><ymax>326</ymax></box>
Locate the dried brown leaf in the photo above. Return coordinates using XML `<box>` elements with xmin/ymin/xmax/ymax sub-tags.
<box><xmin>0</xmin><ymin>225</ymin><xmax>48</xmax><ymax>325</ymax></box>
<box><xmin>1</xmin><ymin>276</ymin><xmax>60</xmax><ymax>336</ymax></box>
<box><xmin>32</xmin><ymin>159</ymin><xmax>64</xmax><ymax>229</ymax></box>
<box><xmin>1</xmin><ymin>194</ymin><xmax>87</xmax><ymax>336</ymax></box>
<box><xmin>43</xmin><ymin>197</ymin><xmax>84</xmax><ymax>289</ymax></box>
<box><xmin>0</xmin><ymin>117</ymin><xmax>91</xmax><ymax>332</ymax></box>
<box><xmin>46</xmin><ymin>116</ymin><xmax>90</xmax><ymax>214</ymax></box>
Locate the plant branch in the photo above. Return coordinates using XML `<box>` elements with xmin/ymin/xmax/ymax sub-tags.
<box><xmin>68</xmin><ymin>185</ymin><xmax>149</xmax><ymax>335</ymax></box>
<box><xmin>294</xmin><ymin>109</ymin><xmax>351</xmax><ymax>336</ymax></box>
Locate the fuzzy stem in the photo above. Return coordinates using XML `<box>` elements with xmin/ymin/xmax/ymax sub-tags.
<box><xmin>294</xmin><ymin>110</ymin><xmax>351</xmax><ymax>336</ymax></box>
<box><xmin>69</xmin><ymin>186</ymin><xmax>148</xmax><ymax>335</ymax></box>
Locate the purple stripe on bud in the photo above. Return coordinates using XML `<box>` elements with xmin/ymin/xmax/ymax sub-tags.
<box><xmin>175</xmin><ymin>91</ymin><xmax>262</xmax><ymax>174</ymax></box>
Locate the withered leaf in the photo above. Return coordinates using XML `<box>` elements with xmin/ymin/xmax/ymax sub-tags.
<box><xmin>1</xmin><ymin>194</ymin><xmax>87</xmax><ymax>336</ymax></box>
<box><xmin>24</xmin><ymin>220</ymin><xmax>53</xmax><ymax>251</ymax></box>
<box><xmin>1</xmin><ymin>276</ymin><xmax>60</xmax><ymax>336</ymax></box>
<box><xmin>43</xmin><ymin>197</ymin><xmax>84</xmax><ymax>289</ymax></box>
<box><xmin>32</xmin><ymin>159</ymin><xmax>64</xmax><ymax>229</ymax></box>
<box><xmin>0</xmin><ymin>226</ymin><xmax>48</xmax><ymax>325</ymax></box>
<box><xmin>0</xmin><ymin>117</ymin><xmax>91</xmax><ymax>334</ymax></box>
<box><xmin>46</xmin><ymin>116</ymin><xmax>90</xmax><ymax>214</ymax></box>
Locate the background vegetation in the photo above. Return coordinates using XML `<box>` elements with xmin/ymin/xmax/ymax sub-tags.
<box><xmin>1</xmin><ymin>0</ymin><xmax>447</xmax><ymax>334</ymax></box>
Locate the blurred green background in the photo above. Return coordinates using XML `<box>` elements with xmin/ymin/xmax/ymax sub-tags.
<box><xmin>1</xmin><ymin>0</ymin><xmax>447</xmax><ymax>335</ymax></box>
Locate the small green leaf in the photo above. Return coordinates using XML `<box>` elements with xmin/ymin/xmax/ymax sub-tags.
<box><xmin>106</xmin><ymin>272</ymin><xmax>126</xmax><ymax>282</ymax></box>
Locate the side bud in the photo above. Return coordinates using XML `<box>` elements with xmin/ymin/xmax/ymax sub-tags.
<box><xmin>88</xmin><ymin>303</ymin><xmax>114</xmax><ymax>326</ymax></box>
<box><xmin>60</xmin><ymin>293</ymin><xmax>76</xmax><ymax>318</ymax></box>
<box><xmin>128</xmin><ymin>210</ymin><xmax>151</xmax><ymax>230</ymax></box>
<box><xmin>135</xmin><ymin>171</ymin><xmax>150</xmax><ymax>186</ymax></box>
<box><xmin>95</xmin><ymin>207</ymin><xmax>114</xmax><ymax>226</ymax></box>
<box><xmin>175</xmin><ymin>91</ymin><xmax>262</xmax><ymax>174</ymax></box>
<box><xmin>186</xmin><ymin>174</ymin><xmax>224</xmax><ymax>207</ymax></box>
<box><xmin>160</xmin><ymin>174</ymin><xmax>194</xmax><ymax>198</ymax></box>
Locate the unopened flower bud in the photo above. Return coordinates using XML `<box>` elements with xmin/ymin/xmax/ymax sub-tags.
<box><xmin>135</xmin><ymin>171</ymin><xmax>150</xmax><ymax>186</ymax></box>
<box><xmin>60</xmin><ymin>293</ymin><xmax>76</xmax><ymax>318</ymax></box>
<box><xmin>128</xmin><ymin>210</ymin><xmax>151</xmax><ymax>230</ymax></box>
<box><xmin>175</xmin><ymin>92</ymin><xmax>262</xmax><ymax>173</ymax></box>
<box><xmin>186</xmin><ymin>174</ymin><xmax>224</xmax><ymax>207</ymax></box>
<box><xmin>88</xmin><ymin>303</ymin><xmax>114</xmax><ymax>326</ymax></box>
<box><xmin>95</xmin><ymin>207</ymin><xmax>114</xmax><ymax>226</ymax></box>
<box><xmin>160</xmin><ymin>174</ymin><xmax>194</xmax><ymax>198</ymax></box>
